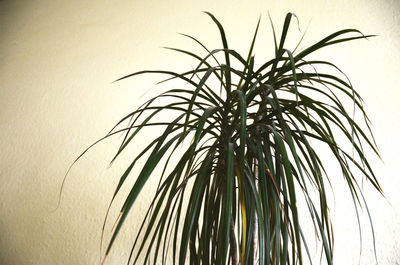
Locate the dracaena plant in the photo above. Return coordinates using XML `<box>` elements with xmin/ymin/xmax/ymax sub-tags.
<box><xmin>69</xmin><ymin>12</ymin><xmax>382</xmax><ymax>265</ymax></box>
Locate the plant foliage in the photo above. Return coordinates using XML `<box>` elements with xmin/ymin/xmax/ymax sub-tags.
<box><xmin>71</xmin><ymin>12</ymin><xmax>382</xmax><ymax>265</ymax></box>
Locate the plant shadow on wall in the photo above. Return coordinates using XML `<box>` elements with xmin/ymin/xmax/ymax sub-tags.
<box><xmin>64</xmin><ymin>12</ymin><xmax>383</xmax><ymax>265</ymax></box>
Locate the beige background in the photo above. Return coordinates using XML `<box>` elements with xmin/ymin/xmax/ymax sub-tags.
<box><xmin>1</xmin><ymin>0</ymin><xmax>399</xmax><ymax>264</ymax></box>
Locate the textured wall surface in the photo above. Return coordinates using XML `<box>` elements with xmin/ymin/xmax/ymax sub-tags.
<box><xmin>0</xmin><ymin>0</ymin><xmax>399</xmax><ymax>264</ymax></box>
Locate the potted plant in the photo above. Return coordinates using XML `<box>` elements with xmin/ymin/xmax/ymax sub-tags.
<box><xmin>71</xmin><ymin>12</ymin><xmax>382</xmax><ymax>265</ymax></box>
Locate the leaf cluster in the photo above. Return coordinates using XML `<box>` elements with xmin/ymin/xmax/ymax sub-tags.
<box><xmin>72</xmin><ymin>12</ymin><xmax>381</xmax><ymax>265</ymax></box>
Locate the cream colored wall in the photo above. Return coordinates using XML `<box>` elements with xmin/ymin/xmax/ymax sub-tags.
<box><xmin>1</xmin><ymin>0</ymin><xmax>399</xmax><ymax>264</ymax></box>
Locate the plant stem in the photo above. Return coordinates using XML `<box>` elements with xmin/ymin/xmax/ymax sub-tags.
<box><xmin>253</xmin><ymin>210</ymin><xmax>258</xmax><ymax>264</ymax></box>
<box><xmin>253</xmin><ymin>161</ymin><xmax>259</xmax><ymax>264</ymax></box>
<box><xmin>230</xmin><ymin>216</ymin><xmax>239</xmax><ymax>265</ymax></box>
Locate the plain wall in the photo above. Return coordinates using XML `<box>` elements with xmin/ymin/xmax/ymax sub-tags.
<box><xmin>1</xmin><ymin>0</ymin><xmax>399</xmax><ymax>264</ymax></box>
